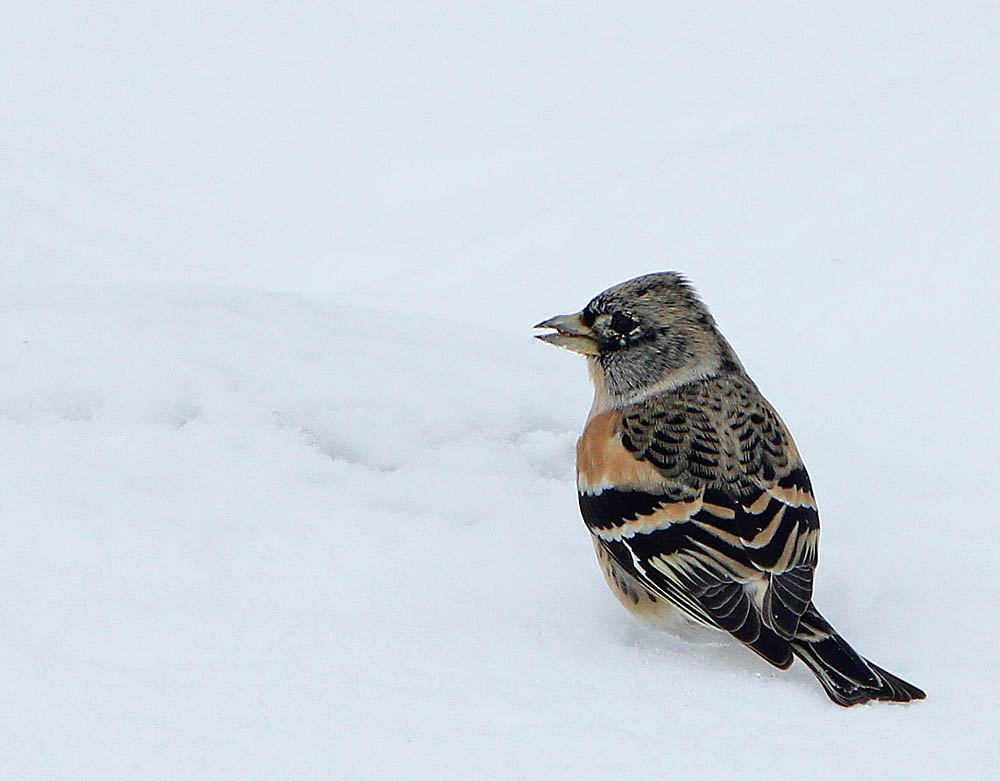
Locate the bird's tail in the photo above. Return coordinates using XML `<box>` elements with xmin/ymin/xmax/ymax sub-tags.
<box><xmin>791</xmin><ymin>605</ymin><xmax>925</xmax><ymax>706</ymax></box>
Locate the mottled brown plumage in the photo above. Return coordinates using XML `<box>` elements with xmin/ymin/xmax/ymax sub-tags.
<box><xmin>536</xmin><ymin>272</ymin><xmax>924</xmax><ymax>706</ymax></box>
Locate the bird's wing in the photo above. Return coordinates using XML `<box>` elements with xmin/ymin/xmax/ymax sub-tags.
<box><xmin>578</xmin><ymin>390</ymin><xmax>820</xmax><ymax>663</ymax></box>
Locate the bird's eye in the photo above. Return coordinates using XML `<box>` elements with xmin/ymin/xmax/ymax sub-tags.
<box><xmin>609</xmin><ymin>312</ymin><xmax>639</xmax><ymax>335</ymax></box>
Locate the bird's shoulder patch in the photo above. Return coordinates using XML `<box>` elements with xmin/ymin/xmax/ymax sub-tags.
<box><xmin>577</xmin><ymin>409</ymin><xmax>672</xmax><ymax>495</ymax></box>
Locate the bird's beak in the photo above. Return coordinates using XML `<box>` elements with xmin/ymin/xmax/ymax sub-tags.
<box><xmin>533</xmin><ymin>312</ymin><xmax>600</xmax><ymax>355</ymax></box>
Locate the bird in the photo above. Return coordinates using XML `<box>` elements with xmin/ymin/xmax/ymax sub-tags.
<box><xmin>534</xmin><ymin>271</ymin><xmax>924</xmax><ymax>706</ymax></box>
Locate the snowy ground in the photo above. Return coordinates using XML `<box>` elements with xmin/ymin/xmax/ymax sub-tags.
<box><xmin>3</xmin><ymin>1</ymin><xmax>999</xmax><ymax>777</ymax></box>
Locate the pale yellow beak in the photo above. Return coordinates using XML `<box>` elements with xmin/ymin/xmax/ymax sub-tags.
<box><xmin>533</xmin><ymin>312</ymin><xmax>600</xmax><ymax>355</ymax></box>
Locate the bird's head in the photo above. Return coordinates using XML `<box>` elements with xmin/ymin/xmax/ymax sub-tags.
<box><xmin>534</xmin><ymin>272</ymin><xmax>742</xmax><ymax>405</ymax></box>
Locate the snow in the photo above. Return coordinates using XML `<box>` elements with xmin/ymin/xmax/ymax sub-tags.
<box><xmin>2</xmin><ymin>1</ymin><xmax>998</xmax><ymax>777</ymax></box>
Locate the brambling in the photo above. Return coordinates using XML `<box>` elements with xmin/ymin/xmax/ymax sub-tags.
<box><xmin>535</xmin><ymin>272</ymin><xmax>924</xmax><ymax>706</ymax></box>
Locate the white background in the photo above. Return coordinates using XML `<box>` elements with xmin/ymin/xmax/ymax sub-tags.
<box><xmin>2</xmin><ymin>1</ymin><xmax>997</xmax><ymax>777</ymax></box>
